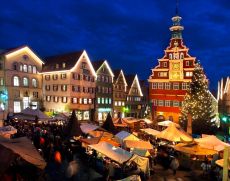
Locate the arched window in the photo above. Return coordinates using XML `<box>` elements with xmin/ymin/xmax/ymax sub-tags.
<box><xmin>23</xmin><ymin>77</ymin><xmax>29</xmax><ymax>87</ymax></box>
<box><xmin>13</xmin><ymin>76</ymin><xmax>20</xmax><ymax>86</ymax></box>
<box><xmin>28</xmin><ymin>65</ymin><xmax>32</xmax><ymax>73</ymax></box>
<box><xmin>19</xmin><ymin>64</ymin><xmax>23</xmax><ymax>71</ymax></box>
<box><xmin>23</xmin><ymin>64</ymin><xmax>28</xmax><ymax>72</ymax></box>
<box><xmin>12</xmin><ymin>62</ymin><xmax>18</xmax><ymax>71</ymax></box>
<box><xmin>180</xmin><ymin>53</ymin><xmax>184</xmax><ymax>59</ymax></box>
<box><xmin>32</xmin><ymin>78</ymin><xmax>37</xmax><ymax>88</ymax></box>
<box><xmin>169</xmin><ymin>53</ymin><xmax>172</xmax><ymax>60</ymax></box>
<box><xmin>32</xmin><ymin>66</ymin><xmax>37</xmax><ymax>74</ymax></box>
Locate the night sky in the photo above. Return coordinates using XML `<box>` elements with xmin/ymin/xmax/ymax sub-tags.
<box><xmin>0</xmin><ymin>0</ymin><xmax>229</xmax><ymax>91</ymax></box>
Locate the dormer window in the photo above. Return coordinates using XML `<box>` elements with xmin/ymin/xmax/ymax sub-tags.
<box><xmin>163</xmin><ymin>62</ymin><xmax>167</xmax><ymax>67</ymax></box>
<box><xmin>81</xmin><ymin>62</ymin><xmax>86</xmax><ymax>69</ymax></box>
<box><xmin>62</xmin><ymin>62</ymin><xmax>66</xmax><ymax>68</ymax></box>
<box><xmin>56</xmin><ymin>64</ymin><xmax>59</xmax><ymax>69</ymax></box>
<box><xmin>169</xmin><ymin>53</ymin><xmax>172</xmax><ymax>60</ymax></box>
<box><xmin>180</xmin><ymin>53</ymin><xmax>184</xmax><ymax>59</ymax></box>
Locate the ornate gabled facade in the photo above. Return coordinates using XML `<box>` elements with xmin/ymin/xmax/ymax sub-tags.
<box><xmin>126</xmin><ymin>74</ymin><xmax>143</xmax><ymax>118</ymax></box>
<box><xmin>218</xmin><ymin>77</ymin><xmax>230</xmax><ymax>116</ymax></box>
<box><xmin>0</xmin><ymin>46</ymin><xmax>44</xmax><ymax>118</ymax></box>
<box><xmin>113</xmin><ymin>70</ymin><xmax>127</xmax><ymax>118</ymax></box>
<box><xmin>148</xmin><ymin>14</ymin><xmax>196</xmax><ymax>122</ymax></box>
<box><xmin>42</xmin><ymin>50</ymin><xmax>96</xmax><ymax>121</ymax></box>
<box><xmin>92</xmin><ymin>60</ymin><xmax>114</xmax><ymax>123</ymax></box>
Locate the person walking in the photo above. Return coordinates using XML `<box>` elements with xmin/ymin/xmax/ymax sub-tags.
<box><xmin>170</xmin><ymin>156</ymin><xmax>179</xmax><ymax>175</ymax></box>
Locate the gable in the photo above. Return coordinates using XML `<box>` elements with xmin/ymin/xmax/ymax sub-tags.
<box><xmin>71</xmin><ymin>50</ymin><xmax>97</xmax><ymax>77</ymax></box>
<box><xmin>116</xmin><ymin>70</ymin><xmax>127</xmax><ymax>86</ymax></box>
<box><xmin>128</xmin><ymin>75</ymin><xmax>143</xmax><ymax>96</ymax></box>
<box><xmin>5</xmin><ymin>46</ymin><xmax>44</xmax><ymax>65</ymax></box>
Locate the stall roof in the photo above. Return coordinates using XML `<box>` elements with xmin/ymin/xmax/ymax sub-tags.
<box><xmin>140</xmin><ymin>128</ymin><xmax>160</xmax><ymax>136</ymax></box>
<box><xmin>174</xmin><ymin>143</ymin><xmax>218</xmax><ymax>155</ymax></box>
<box><xmin>0</xmin><ymin>137</ymin><xmax>46</xmax><ymax>169</ymax></box>
<box><xmin>80</xmin><ymin>123</ymin><xmax>99</xmax><ymax>134</ymax></box>
<box><xmin>124</xmin><ymin>140</ymin><xmax>153</xmax><ymax>150</ymax></box>
<box><xmin>89</xmin><ymin>141</ymin><xmax>132</xmax><ymax>164</ymax></box>
<box><xmin>195</xmin><ymin>135</ymin><xmax>230</xmax><ymax>151</ymax></box>
<box><xmin>115</xmin><ymin>131</ymin><xmax>139</xmax><ymax>144</ymax></box>
<box><xmin>157</xmin><ymin>120</ymin><xmax>180</xmax><ymax>128</ymax></box>
<box><xmin>157</xmin><ymin>124</ymin><xmax>193</xmax><ymax>142</ymax></box>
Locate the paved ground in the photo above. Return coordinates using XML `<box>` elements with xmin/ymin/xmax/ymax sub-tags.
<box><xmin>149</xmin><ymin>164</ymin><xmax>209</xmax><ymax>181</ymax></box>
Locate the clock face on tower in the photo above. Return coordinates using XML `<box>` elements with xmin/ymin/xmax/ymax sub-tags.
<box><xmin>172</xmin><ymin>62</ymin><xmax>180</xmax><ymax>70</ymax></box>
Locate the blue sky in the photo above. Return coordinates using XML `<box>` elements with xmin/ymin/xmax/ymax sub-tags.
<box><xmin>0</xmin><ymin>0</ymin><xmax>229</xmax><ymax>90</ymax></box>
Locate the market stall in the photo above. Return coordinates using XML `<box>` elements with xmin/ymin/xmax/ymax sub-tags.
<box><xmin>115</xmin><ymin>131</ymin><xmax>139</xmax><ymax>145</ymax></box>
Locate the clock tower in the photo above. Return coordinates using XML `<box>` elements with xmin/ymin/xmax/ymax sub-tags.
<box><xmin>148</xmin><ymin>11</ymin><xmax>196</xmax><ymax>122</ymax></box>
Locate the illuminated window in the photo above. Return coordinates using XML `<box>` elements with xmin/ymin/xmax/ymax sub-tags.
<box><xmin>61</xmin><ymin>73</ymin><xmax>66</xmax><ymax>79</ymax></box>
<box><xmin>158</xmin><ymin>83</ymin><xmax>164</xmax><ymax>89</ymax></box>
<box><xmin>53</xmin><ymin>74</ymin><xmax>58</xmax><ymax>80</ymax></box>
<box><xmin>173</xmin><ymin>83</ymin><xmax>179</xmax><ymax>90</ymax></box>
<box><xmin>19</xmin><ymin>64</ymin><xmax>23</xmax><ymax>71</ymax></box>
<box><xmin>14</xmin><ymin>101</ymin><xmax>21</xmax><ymax>113</ymax></box>
<box><xmin>173</xmin><ymin>101</ymin><xmax>179</xmax><ymax>107</ymax></box>
<box><xmin>114</xmin><ymin>101</ymin><xmax>117</xmax><ymax>106</ymax></box>
<box><xmin>28</xmin><ymin>65</ymin><xmax>32</xmax><ymax>73</ymax></box>
<box><xmin>180</xmin><ymin>53</ymin><xmax>184</xmax><ymax>59</ymax></box>
<box><xmin>169</xmin><ymin>53</ymin><xmax>173</xmax><ymax>60</ymax></box>
<box><xmin>45</xmin><ymin>85</ymin><xmax>50</xmax><ymax>91</ymax></box>
<box><xmin>122</xmin><ymin>102</ymin><xmax>125</xmax><ymax>106</ymax></box>
<box><xmin>33</xmin><ymin>92</ymin><xmax>38</xmax><ymax>98</ymax></box>
<box><xmin>105</xmin><ymin>98</ymin><xmax>108</xmax><ymax>104</ymax></box>
<box><xmin>185</xmin><ymin>72</ymin><xmax>193</xmax><ymax>77</ymax></box>
<box><xmin>158</xmin><ymin>100</ymin><xmax>164</xmax><ymax>106</ymax></box>
<box><xmin>97</xmin><ymin>97</ymin><xmax>100</xmax><ymax>104</ymax></box>
<box><xmin>158</xmin><ymin>72</ymin><xmax>167</xmax><ymax>77</ymax></box>
<box><xmin>62</xmin><ymin>97</ymin><xmax>67</xmax><ymax>103</ymax></box>
<box><xmin>32</xmin><ymin>79</ymin><xmax>37</xmax><ymax>88</ymax></box>
<box><xmin>13</xmin><ymin>76</ymin><xmax>20</xmax><ymax>86</ymax></box>
<box><xmin>53</xmin><ymin>96</ymin><xmax>59</xmax><ymax>102</ymax></box>
<box><xmin>152</xmin><ymin>83</ymin><xmax>157</xmax><ymax>89</ymax></box>
<box><xmin>165</xmin><ymin>100</ymin><xmax>171</xmax><ymax>107</ymax></box>
<box><xmin>118</xmin><ymin>101</ymin><xmax>121</xmax><ymax>106</ymax></box>
<box><xmin>101</xmin><ymin>98</ymin><xmax>104</xmax><ymax>104</ymax></box>
<box><xmin>61</xmin><ymin>85</ymin><xmax>67</xmax><ymax>91</ymax></box>
<box><xmin>0</xmin><ymin>77</ymin><xmax>4</xmax><ymax>86</ymax></box>
<box><xmin>165</xmin><ymin>83</ymin><xmax>170</xmax><ymax>90</ymax></box>
<box><xmin>55</xmin><ymin>64</ymin><xmax>59</xmax><ymax>69</ymax></box>
<box><xmin>46</xmin><ymin>96</ymin><xmax>51</xmax><ymax>102</ymax></box>
<box><xmin>62</xmin><ymin>62</ymin><xmax>66</xmax><ymax>68</ymax></box>
<box><xmin>23</xmin><ymin>64</ymin><xmax>28</xmax><ymax>72</ymax></box>
<box><xmin>163</xmin><ymin>62</ymin><xmax>167</xmax><ymax>67</ymax></box>
<box><xmin>83</xmin><ymin>98</ymin><xmax>87</xmax><ymax>104</ymax></box>
<box><xmin>108</xmin><ymin>98</ymin><xmax>111</xmax><ymax>104</ymax></box>
<box><xmin>72</xmin><ymin>98</ymin><xmax>77</xmax><ymax>104</ymax></box>
<box><xmin>79</xmin><ymin>98</ymin><xmax>82</xmax><ymax>104</ymax></box>
<box><xmin>23</xmin><ymin>77</ymin><xmax>29</xmax><ymax>87</ymax></box>
<box><xmin>32</xmin><ymin>66</ymin><xmax>37</xmax><ymax>74</ymax></box>
<box><xmin>182</xmin><ymin>83</ymin><xmax>187</xmax><ymax>90</ymax></box>
<box><xmin>88</xmin><ymin>99</ymin><xmax>92</xmax><ymax>104</ymax></box>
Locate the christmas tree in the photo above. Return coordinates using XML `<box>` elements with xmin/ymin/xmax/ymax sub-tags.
<box><xmin>181</xmin><ymin>62</ymin><xmax>216</xmax><ymax>134</ymax></box>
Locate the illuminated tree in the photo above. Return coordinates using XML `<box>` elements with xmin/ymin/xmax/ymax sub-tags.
<box><xmin>181</xmin><ymin>62</ymin><xmax>216</xmax><ymax>134</ymax></box>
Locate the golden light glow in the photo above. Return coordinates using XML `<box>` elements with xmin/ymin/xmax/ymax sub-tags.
<box><xmin>5</xmin><ymin>46</ymin><xmax>44</xmax><ymax>64</ymax></box>
<box><xmin>128</xmin><ymin>74</ymin><xmax>143</xmax><ymax>97</ymax></box>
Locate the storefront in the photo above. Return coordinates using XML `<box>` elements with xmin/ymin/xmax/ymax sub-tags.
<box><xmin>97</xmin><ymin>108</ymin><xmax>112</xmax><ymax>123</ymax></box>
<box><xmin>76</xmin><ymin>110</ymin><xmax>90</xmax><ymax>121</ymax></box>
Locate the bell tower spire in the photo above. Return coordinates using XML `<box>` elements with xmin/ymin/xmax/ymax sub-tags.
<box><xmin>170</xmin><ymin>0</ymin><xmax>184</xmax><ymax>39</ymax></box>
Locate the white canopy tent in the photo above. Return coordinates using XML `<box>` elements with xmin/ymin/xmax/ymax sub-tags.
<box><xmin>115</xmin><ymin>131</ymin><xmax>139</xmax><ymax>144</ymax></box>
<box><xmin>89</xmin><ymin>141</ymin><xmax>132</xmax><ymax>164</ymax></box>
<box><xmin>157</xmin><ymin>123</ymin><xmax>193</xmax><ymax>143</ymax></box>
<box><xmin>140</xmin><ymin>128</ymin><xmax>160</xmax><ymax>137</ymax></box>
<box><xmin>195</xmin><ymin>135</ymin><xmax>230</xmax><ymax>151</ymax></box>
<box><xmin>157</xmin><ymin>120</ymin><xmax>180</xmax><ymax>128</ymax></box>
<box><xmin>80</xmin><ymin>123</ymin><xmax>99</xmax><ymax>134</ymax></box>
